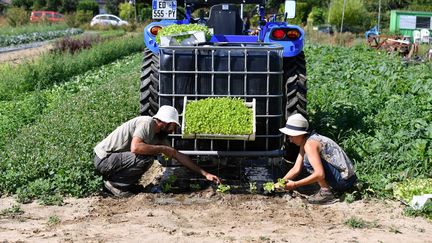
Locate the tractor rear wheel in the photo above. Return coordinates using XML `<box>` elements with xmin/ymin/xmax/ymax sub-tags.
<box><xmin>282</xmin><ymin>51</ymin><xmax>307</xmax><ymax>162</ymax></box>
<box><xmin>283</xmin><ymin>51</ymin><xmax>307</xmax><ymax>119</ymax></box>
<box><xmin>139</xmin><ymin>48</ymin><xmax>160</xmax><ymax>116</ymax></box>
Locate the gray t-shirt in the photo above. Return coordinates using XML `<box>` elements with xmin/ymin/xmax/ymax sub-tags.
<box><xmin>94</xmin><ymin>116</ymin><xmax>169</xmax><ymax>159</ymax></box>
<box><xmin>303</xmin><ymin>133</ymin><xmax>355</xmax><ymax>179</ymax></box>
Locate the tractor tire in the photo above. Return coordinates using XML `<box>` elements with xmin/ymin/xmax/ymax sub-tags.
<box><xmin>139</xmin><ymin>48</ymin><xmax>160</xmax><ymax>116</ymax></box>
<box><xmin>283</xmin><ymin>51</ymin><xmax>307</xmax><ymax>119</ymax></box>
<box><xmin>282</xmin><ymin>51</ymin><xmax>307</xmax><ymax>162</ymax></box>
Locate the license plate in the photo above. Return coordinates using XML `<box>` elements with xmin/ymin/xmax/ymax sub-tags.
<box><xmin>152</xmin><ymin>0</ymin><xmax>177</xmax><ymax>19</ymax></box>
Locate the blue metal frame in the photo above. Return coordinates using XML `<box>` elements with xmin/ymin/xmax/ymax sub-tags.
<box><xmin>144</xmin><ymin>1</ymin><xmax>304</xmax><ymax>57</ymax></box>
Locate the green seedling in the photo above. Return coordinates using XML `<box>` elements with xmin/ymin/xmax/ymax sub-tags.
<box><xmin>263</xmin><ymin>182</ymin><xmax>275</xmax><ymax>193</ymax></box>
<box><xmin>190</xmin><ymin>183</ymin><xmax>201</xmax><ymax>190</ymax></box>
<box><xmin>161</xmin><ymin>175</ymin><xmax>177</xmax><ymax>193</ymax></box>
<box><xmin>216</xmin><ymin>184</ymin><xmax>231</xmax><ymax>193</ymax></box>
<box><xmin>249</xmin><ymin>182</ymin><xmax>257</xmax><ymax>194</ymax></box>
<box><xmin>47</xmin><ymin>215</ymin><xmax>60</xmax><ymax>226</ymax></box>
<box><xmin>184</xmin><ymin>97</ymin><xmax>253</xmax><ymax>135</ymax></box>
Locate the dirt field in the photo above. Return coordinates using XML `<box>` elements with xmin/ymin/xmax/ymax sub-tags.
<box><xmin>1</xmin><ymin>190</ymin><xmax>431</xmax><ymax>242</ymax></box>
<box><xmin>0</xmin><ymin>43</ymin><xmax>54</xmax><ymax>65</ymax></box>
<box><xmin>1</xmin><ymin>41</ymin><xmax>431</xmax><ymax>243</ymax></box>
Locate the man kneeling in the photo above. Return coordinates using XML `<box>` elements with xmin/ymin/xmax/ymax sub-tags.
<box><xmin>94</xmin><ymin>106</ymin><xmax>220</xmax><ymax>197</ymax></box>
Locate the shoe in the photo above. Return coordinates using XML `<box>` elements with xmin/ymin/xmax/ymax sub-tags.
<box><xmin>307</xmin><ymin>188</ymin><xmax>338</xmax><ymax>205</ymax></box>
<box><xmin>103</xmin><ymin>180</ymin><xmax>135</xmax><ymax>198</ymax></box>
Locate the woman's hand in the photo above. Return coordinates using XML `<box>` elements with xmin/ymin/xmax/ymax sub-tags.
<box><xmin>205</xmin><ymin>173</ymin><xmax>221</xmax><ymax>184</ymax></box>
<box><xmin>284</xmin><ymin>180</ymin><xmax>297</xmax><ymax>190</ymax></box>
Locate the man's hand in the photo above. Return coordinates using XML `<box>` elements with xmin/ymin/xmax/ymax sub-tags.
<box><xmin>205</xmin><ymin>173</ymin><xmax>221</xmax><ymax>184</ymax></box>
<box><xmin>164</xmin><ymin>146</ymin><xmax>176</xmax><ymax>159</ymax></box>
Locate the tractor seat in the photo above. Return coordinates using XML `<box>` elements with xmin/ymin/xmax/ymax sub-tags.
<box><xmin>206</xmin><ymin>4</ymin><xmax>243</xmax><ymax>35</ymax></box>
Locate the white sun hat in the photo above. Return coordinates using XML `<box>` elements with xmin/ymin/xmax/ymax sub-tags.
<box><xmin>279</xmin><ymin>113</ymin><xmax>309</xmax><ymax>136</ymax></box>
<box><xmin>153</xmin><ymin>105</ymin><xmax>180</xmax><ymax>127</ymax></box>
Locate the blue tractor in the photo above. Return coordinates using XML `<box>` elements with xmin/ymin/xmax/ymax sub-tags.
<box><xmin>140</xmin><ymin>0</ymin><xmax>306</xmax><ymax>168</ymax></box>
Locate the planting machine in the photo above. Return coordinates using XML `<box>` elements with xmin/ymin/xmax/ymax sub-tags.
<box><xmin>140</xmin><ymin>0</ymin><xmax>307</xmax><ymax>186</ymax></box>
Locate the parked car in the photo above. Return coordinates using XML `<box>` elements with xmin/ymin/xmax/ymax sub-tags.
<box><xmin>30</xmin><ymin>11</ymin><xmax>65</xmax><ymax>23</ymax></box>
<box><xmin>90</xmin><ymin>14</ymin><xmax>129</xmax><ymax>27</ymax></box>
<box><xmin>317</xmin><ymin>24</ymin><xmax>334</xmax><ymax>35</ymax></box>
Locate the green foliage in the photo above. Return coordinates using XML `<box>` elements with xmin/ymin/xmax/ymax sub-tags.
<box><xmin>119</xmin><ymin>2</ymin><xmax>134</xmax><ymax>21</ymax></box>
<box><xmin>105</xmin><ymin>0</ymin><xmax>121</xmax><ymax>16</ymax></box>
<box><xmin>184</xmin><ymin>98</ymin><xmax>253</xmax><ymax>136</ymax></box>
<box><xmin>308</xmin><ymin>7</ymin><xmax>325</xmax><ymax>26</ymax></box>
<box><xmin>140</xmin><ymin>6</ymin><xmax>152</xmax><ymax>22</ymax></box>
<box><xmin>5</xmin><ymin>7</ymin><xmax>29</xmax><ymax>27</ymax></box>
<box><xmin>77</xmin><ymin>0</ymin><xmax>98</xmax><ymax>16</ymax></box>
<box><xmin>0</xmin><ymin>53</ymin><xmax>142</xmax><ymax>199</ymax></box>
<box><xmin>393</xmin><ymin>178</ymin><xmax>432</xmax><ymax>204</ymax></box>
<box><xmin>0</xmin><ymin>28</ymin><xmax>83</xmax><ymax>47</ymax></box>
<box><xmin>328</xmin><ymin>0</ymin><xmax>370</xmax><ymax>32</ymax></box>
<box><xmin>11</xmin><ymin>0</ymin><xmax>32</xmax><ymax>10</ymax></box>
<box><xmin>190</xmin><ymin>183</ymin><xmax>201</xmax><ymax>190</ymax></box>
<box><xmin>0</xmin><ymin>33</ymin><xmax>143</xmax><ymax>101</ymax></box>
<box><xmin>263</xmin><ymin>181</ymin><xmax>275</xmax><ymax>193</ymax></box>
<box><xmin>216</xmin><ymin>184</ymin><xmax>231</xmax><ymax>193</ymax></box>
<box><xmin>155</xmin><ymin>24</ymin><xmax>211</xmax><ymax>45</ymax></box>
<box><xmin>344</xmin><ymin>216</ymin><xmax>368</xmax><ymax>229</ymax></box>
<box><xmin>0</xmin><ymin>22</ymin><xmax>68</xmax><ymax>37</ymax></box>
<box><xmin>306</xmin><ymin>44</ymin><xmax>432</xmax><ymax>197</ymax></box>
<box><xmin>161</xmin><ymin>175</ymin><xmax>177</xmax><ymax>193</ymax></box>
<box><xmin>75</xmin><ymin>10</ymin><xmax>93</xmax><ymax>25</ymax></box>
<box><xmin>249</xmin><ymin>182</ymin><xmax>257</xmax><ymax>194</ymax></box>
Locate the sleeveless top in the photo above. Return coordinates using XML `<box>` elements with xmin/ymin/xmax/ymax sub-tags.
<box><xmin>303</xmin><ymin>133</ymin><xmax>355</xmax><ymax>179</ymax></box>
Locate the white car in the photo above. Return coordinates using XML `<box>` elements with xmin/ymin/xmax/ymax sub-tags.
<box><xmin>90</xmin><ymin>14</ymin><xmax>129</xmax><ymax>27</ymax></box>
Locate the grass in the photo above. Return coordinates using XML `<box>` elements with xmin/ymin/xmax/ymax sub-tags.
<box><xmin>47</xmin><ymin>215</ymin><xmax>61</xmax><ymax>226</ymax></box>
<box><xmin>0</xmin><ymin>22</ymin><xmax>69</xmax><ymax>36</ymax></box>
<box><xmin>344</xmin><ymin>216</ymin><xmax>379</xmax><ymax>229</ymax></box>
<box><xmin>0</xmin><ymin>53</ymin><xmax>142</xmax><ymax>201</ymax></box>
<box><xmin>0</xmin><ymin>33</ymin><xmax>143</xmax><ymax>101</ymax></box>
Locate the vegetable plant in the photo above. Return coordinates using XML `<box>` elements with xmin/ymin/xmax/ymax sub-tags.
<box><xmin>156</xmin><ymin>23</ymin><xmax>211</xmax><ymax>44</ymax></box>
<box><xmin>216</xmin><ymin>184</ymin><xmax>231</xmax><ymax>193</ymax></box>
<box><xmin>184</xmin><ymin>97</ymin><xmax>253</xmax><ymax>135</ymax></box>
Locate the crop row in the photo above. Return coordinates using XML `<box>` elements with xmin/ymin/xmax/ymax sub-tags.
<box><xmin>0</xmin><ymin>44</ymin><xmax>430</xmax><ymax>202</ymax></box>
<box><xmin>0</xmin><ymin>28</ymin><xmax>83</xmax><ymax>47</ymax></box>
<box><xmin>0</xmin><ymin>33</ymin><xmax>144</xmax><ymax>101</ymax></box>
<box><xmin>0</xmin><ymin>54</ymin><xmax>142</xmax><ymax>202</ymax></box>
<box><xmin>306</xmin><ymin>45</ymin><xmax>432</xmax><ymax>196</ymax></box>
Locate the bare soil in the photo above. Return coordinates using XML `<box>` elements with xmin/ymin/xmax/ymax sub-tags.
<box><xmin>0</xmin><ymin>43</ymin><xmax>54</xmax><ymax>65</ymax></box>
<box><xmin>1</xmin><ymin>189</ymin><xmax>431</xmax><ymax>242</ymax></box>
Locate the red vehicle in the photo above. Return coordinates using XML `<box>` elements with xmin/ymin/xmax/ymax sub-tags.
<box><xmin>30</xmin><ymin>11</ymin><xmax>65</xmax><ymax>23</ymax></box>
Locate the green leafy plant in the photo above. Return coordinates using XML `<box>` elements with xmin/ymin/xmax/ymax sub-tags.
<box><xmin>47</xmin><ymin>215</ymin><xmax>61</xmax><ymax>226</ymax></box>
<box><xmin>161</xmin><ymin>175</ymin><xmax>177</xmax><ymax>193</ymax></box>
<box><xmin>344</xmin><ymin>217</ymin><xmax>367</xmax><ymax>229</ymax></box>
<box><xmin>249</xmin><ymin>182</ymin><xmax>257</xmax><ymax>194</ymax></box>
<box><xmin>190</xmin><ymin>183</ymin><xmax>201</xmax><ymax>190</ymax></box>
<box><xmin>156</xmin><ymin>23</ymin><xmax>211</xmax><ymax>44</ymax></box>
<box><xmin>0</xmin><ymin>204</ymin><xmax>24</xmax><ymax>217</ymax></box>
<box><xmin>216</xmin><ymin>184</ymin><xmax>231</xmax><ymax>193</ymax></box>
<box><xmin>393</xmin><ymin>178</ymin><xmax>432</xmax><ymax>204</ymax></box>
<box><xmin>184</xmin><ymin>97</ymin><xmax>253</xmax><ymax>135</ymax></box>
<box><xmin>0</xmin><ymin>53</ymin><xmax>142</xmax><ymax>200</ymax></box>
<box><xmin>263</xmin><ymin>182</ymin><xmax>275</xmax><ymax>193</ymax></box>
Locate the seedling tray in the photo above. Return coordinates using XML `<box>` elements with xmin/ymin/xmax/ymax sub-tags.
<box><xmin>181</xmin><ymin>97</ymin><xmax>256</xmax><ymax>141</ymax></box>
